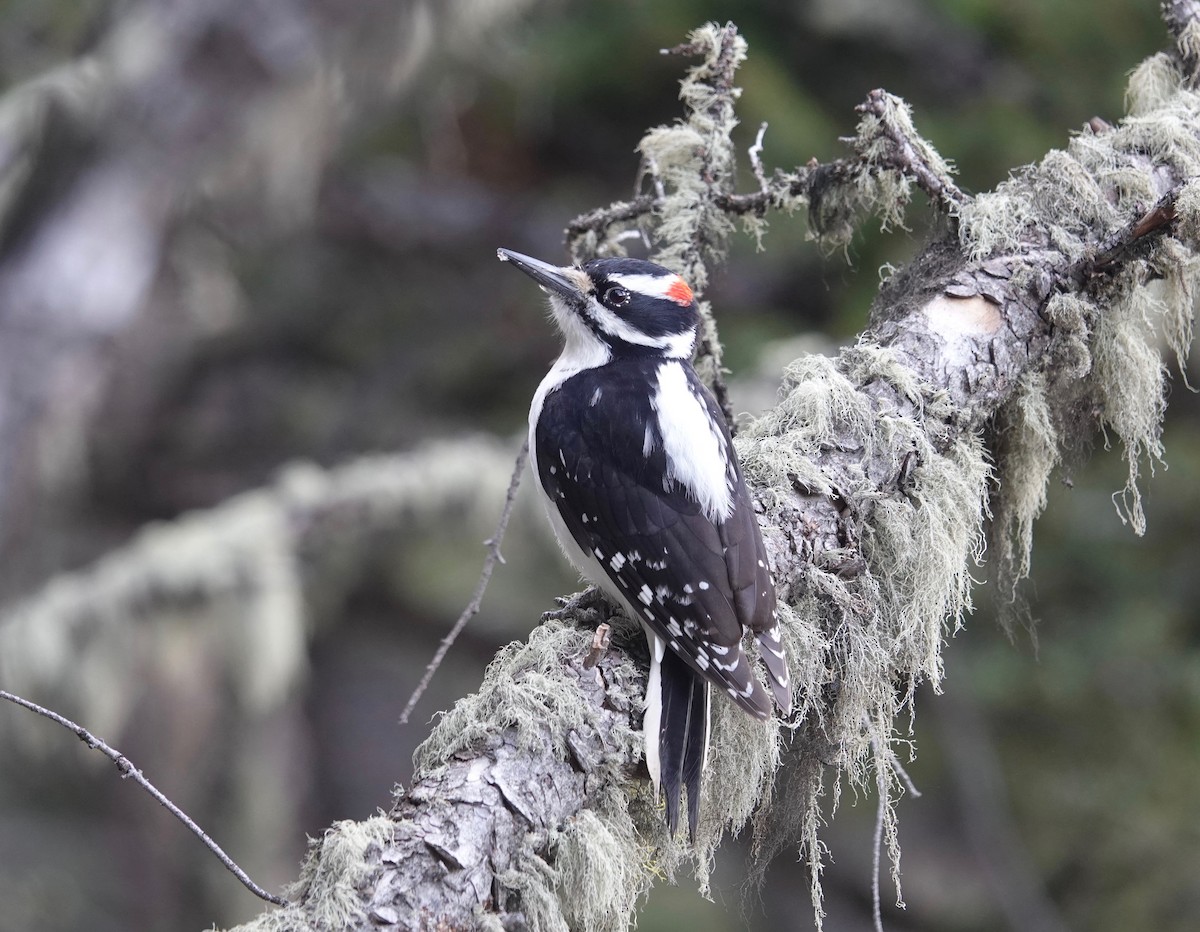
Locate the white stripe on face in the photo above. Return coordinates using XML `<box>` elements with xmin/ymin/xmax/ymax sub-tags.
<box><xmin>586</xmin><ymin>302</ymin><xmax>695</xmax><ymax>357</ymax></box>
<box><xmin>608</xmin><ymin>272</ymin><xmax>693</xmax><ymax>306</ymax></box>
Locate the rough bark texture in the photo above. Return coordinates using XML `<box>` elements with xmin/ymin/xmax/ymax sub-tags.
<box><xmin>376</xmin><ymin>641</ymin><xmax>640</xmax><ymax>929</ymax></box>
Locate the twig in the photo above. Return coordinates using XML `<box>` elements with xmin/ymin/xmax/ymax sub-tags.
<box><xmin>0</xmin><ymin>689</ymin><xmax>287</xmax><ymax>907</ymax></box>
<box><xmin>663</xmin><ymin>22</ymin><xmax>745</xmax><ymax>426</ymax></box>
<box><xmin>398</xmin><ymin>438</ymin><xmax>529</xmax><ymax>725</ymax></box>
<box><xmin>583</xmin><ymin>623</ymin><xmax>612</xmax><ymax>670</ymax></box>
<box><xmin>856</xmin><ymin>88</ymin><xmax>967</xmax><ymax>212</ymax></box>
<box><xmin>749</xmin><ymin>122</ymin><xmax>769</xmax><ymax>195</ymax></box>
<box><xmin>1082</xmin><ymin>188</ymin><xmax>1180</xmax><ymax>276</ymax></box>
<box><xmin>643</xmin><ymin>154</ymin><xmax>667</xmax><ymax>201</ymax></box>
<box><xmin>889</xmin><ymin>752</ymin><xmax>922</xmax><ymax>799</ymax></box>
<box><xmin>866</xmin><ymin>723</ymin><xmax>917</xmax><ymax>932</ymax></box>
<box><xmin>872</xmin><ymin>780</ymin><xmax>886</xmax><ymax>932</ymax></box>
<box><xmin>565</xmin><ymin>195</ymin><xmax>658</xmax><ymax>256</ymax></box>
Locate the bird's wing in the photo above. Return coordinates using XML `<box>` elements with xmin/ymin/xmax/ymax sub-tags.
<box><xmin>535</xmin><ymin>364</ymin><xmax>776</xmax><ymax>717</ymax></box>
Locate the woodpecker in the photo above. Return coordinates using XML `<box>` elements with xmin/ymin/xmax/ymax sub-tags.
<box><xmin>499</xmin><ymin>247</ymin><xmax>791</xmax><ymax>839</ymax></box>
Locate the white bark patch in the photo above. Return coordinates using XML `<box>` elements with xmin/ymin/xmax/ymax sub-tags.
<box><xmin>652</xmin><ymin>362</ymin><xmax>734</xmax><ymax>522</ymax></box>
<box><xmin>922</xmin><ymin>294</ymin><xmax>1003</xmax><ymax>369</ymax></box>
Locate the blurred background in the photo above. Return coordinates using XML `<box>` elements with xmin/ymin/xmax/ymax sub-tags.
<box><xmin>0</xmin><ymin>1</ymin><xmax>1196</xmax><ymax>930</ymax></box>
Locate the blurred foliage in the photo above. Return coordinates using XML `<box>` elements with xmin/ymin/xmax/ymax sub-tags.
<box><xmin>0</xmin><ymin>1</ymin><xmax>1196</xmax><ymax>931</ymax></box>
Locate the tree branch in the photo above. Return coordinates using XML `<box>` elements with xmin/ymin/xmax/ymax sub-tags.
<box><xmin>0</xmin><ymin>5</ymin><xmax>1176</xmax><ymax>929</ymax></box>
<box><xmin>0</xmin><ymin>689</ymin><xmax>286</xmax><ymax>906</ymax></box>
<box><xmin>397</xmin><ymin>439</ymin><xmax>529</xmax><ymax>725</ymax></box>
<box><xmin>227</xmin><ymin>9</ymin><xmax>1200</xmax><ymax>925</ymax></box>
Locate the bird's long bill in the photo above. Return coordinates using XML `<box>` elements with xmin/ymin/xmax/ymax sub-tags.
<box><xmin>497</xmin><ymin>248</ymin><xmax>587</xmax><ymax>301</ymax></box>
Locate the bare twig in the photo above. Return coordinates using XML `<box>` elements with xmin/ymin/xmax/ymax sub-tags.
<box><xmin>872</xmin><ymin>782</ymin><xmax>887</xmax><ymax>932</ymax></box>
<box><xmin>749</xmin><ymin>122</ymin><xmax>769</xmax><ymax>195</ymax></box>
<box><xmin>398</xmin><ymin>438</ymin><xmax>529</xmax><ymax>725</ymax></box>
<box><xmin>890</xmin><ymin>753</ymin><xmax>922</xmax><ymax>799</ymax></box>
<box><xmin>565</xmin><ymin>159</ymin><xmax>853</xmax><ymax>247</ymax></box>
<box><xmin>867</xmin><ymin>724</ymin><xmax>918</xmax><ymax>932</ymax></box>
<box><xmin>583</xmin><ymin>623</ymin><xmax>612</xmax><ymax>670</ymax></box>
<box><xmin>0</xmin><ymin>689</ymin><xmax>286</xmax><ymax>907</ymax></box>
<box><xmin>643</xmin><ymin>154</ymin><xmax>667</xmax><ymax>201</ymax></box>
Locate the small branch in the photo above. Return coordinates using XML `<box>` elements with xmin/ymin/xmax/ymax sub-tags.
<box><xmin>661</xmin><ymin>21</ymin><xmax>747</xmax><ymax>426</ymax></box>
<box><xmin>872</xmin><ymin>782</ymin><xmax>887</xmax><ymax>932</ymax></box>
<box><xmin>398</xmin><ymin>438</ymin><xmax>529</xmax><ymax>725</ymax></box>
<box><xmin>643</xmin><ymin>154</ymin><xmax>667</xmax><ymax>201</ymax></box>
<box><xmin>856</xmin><ymin>89</ymin><xmax>967</xmax><ymax>212</ymax></box>
<box><xmin>565</xmin><ymin>195</ymin><xmax>658</xmax><ymax>254</ymax></box>
<box><xmin>583</xmin><ymin>622</ymin><xmax>612</xmax><ymax>670</ymax></box>
<box><xmin>749</xmin><ymin>122</ymin><xmax>770</xmax><ymax>195</ymax></box>
<box><xmin>1080</xmin><ymin>188</ymin><xmax>1180</xmax><ymax>277</ymax></box>
<box><xmin>890</xmin><ymin>753</ymin><xmax>922</xmax><ymax>800</ymax></box>
<box><xmin>0</xmin><ymin>689</ymin><xmax>286</xmax><ymax>907</ymax></box>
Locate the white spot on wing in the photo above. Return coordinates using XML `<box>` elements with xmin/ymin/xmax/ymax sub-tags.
<box><xmin>698</xmin><ymin>580</ymin><xmax>710</xmax><ymax>591</ymax></box>
<box><xmin>590</xmin><ymin>387</ymin><xmax>602</xmax><ymax>405</ymax></box>
<box><xmin>638</xmin><ymin>584</ymin><xmax>653</xmax><ymax>605</ymax></box>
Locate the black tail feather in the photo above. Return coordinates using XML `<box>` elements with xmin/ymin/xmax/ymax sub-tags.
<box><xmin>659</xmin><ymin>647</ymin><xmax>710</xmax><ymax>840</ymax></box>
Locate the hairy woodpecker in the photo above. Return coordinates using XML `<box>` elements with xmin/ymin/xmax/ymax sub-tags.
<box><xmin>498</xmin><ymin>248</ymin><xmax>791</xmax><ymax>839</ymax></box>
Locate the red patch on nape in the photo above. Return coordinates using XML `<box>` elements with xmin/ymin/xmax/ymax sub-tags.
<box><xmin>664</xmin><ymin>277</ymin><xmax>694</xmax><ymax>307</ymax></box>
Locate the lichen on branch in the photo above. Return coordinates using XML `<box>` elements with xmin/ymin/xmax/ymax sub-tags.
<box><xmin>216</xmin><ymin>11</ymin><xmax>1200</xmax><ymax>931</ymax></box>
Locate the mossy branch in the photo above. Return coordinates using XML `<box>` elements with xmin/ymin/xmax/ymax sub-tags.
<box><xmin>13</xmin><ymin>8</ymin><xmax>1189</xmax><ymax>932</ymax></box>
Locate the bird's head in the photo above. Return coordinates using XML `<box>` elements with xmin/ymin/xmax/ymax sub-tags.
<box><xmin>498</xmin><ymin>249</ymin><xmax>698</xmax><ymax>360</ymax></box>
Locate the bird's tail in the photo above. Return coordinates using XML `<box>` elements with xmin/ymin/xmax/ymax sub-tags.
<box><xmin>657</xmin><ymin>646</ymin><xmax>711</xmax><ymax>841</ymax></box>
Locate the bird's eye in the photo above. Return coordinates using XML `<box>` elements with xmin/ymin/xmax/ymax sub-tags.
<box><xmin>604</xmin><ymin>286</ymin><xmax>631</xmax><ymax>308</ymax></box>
